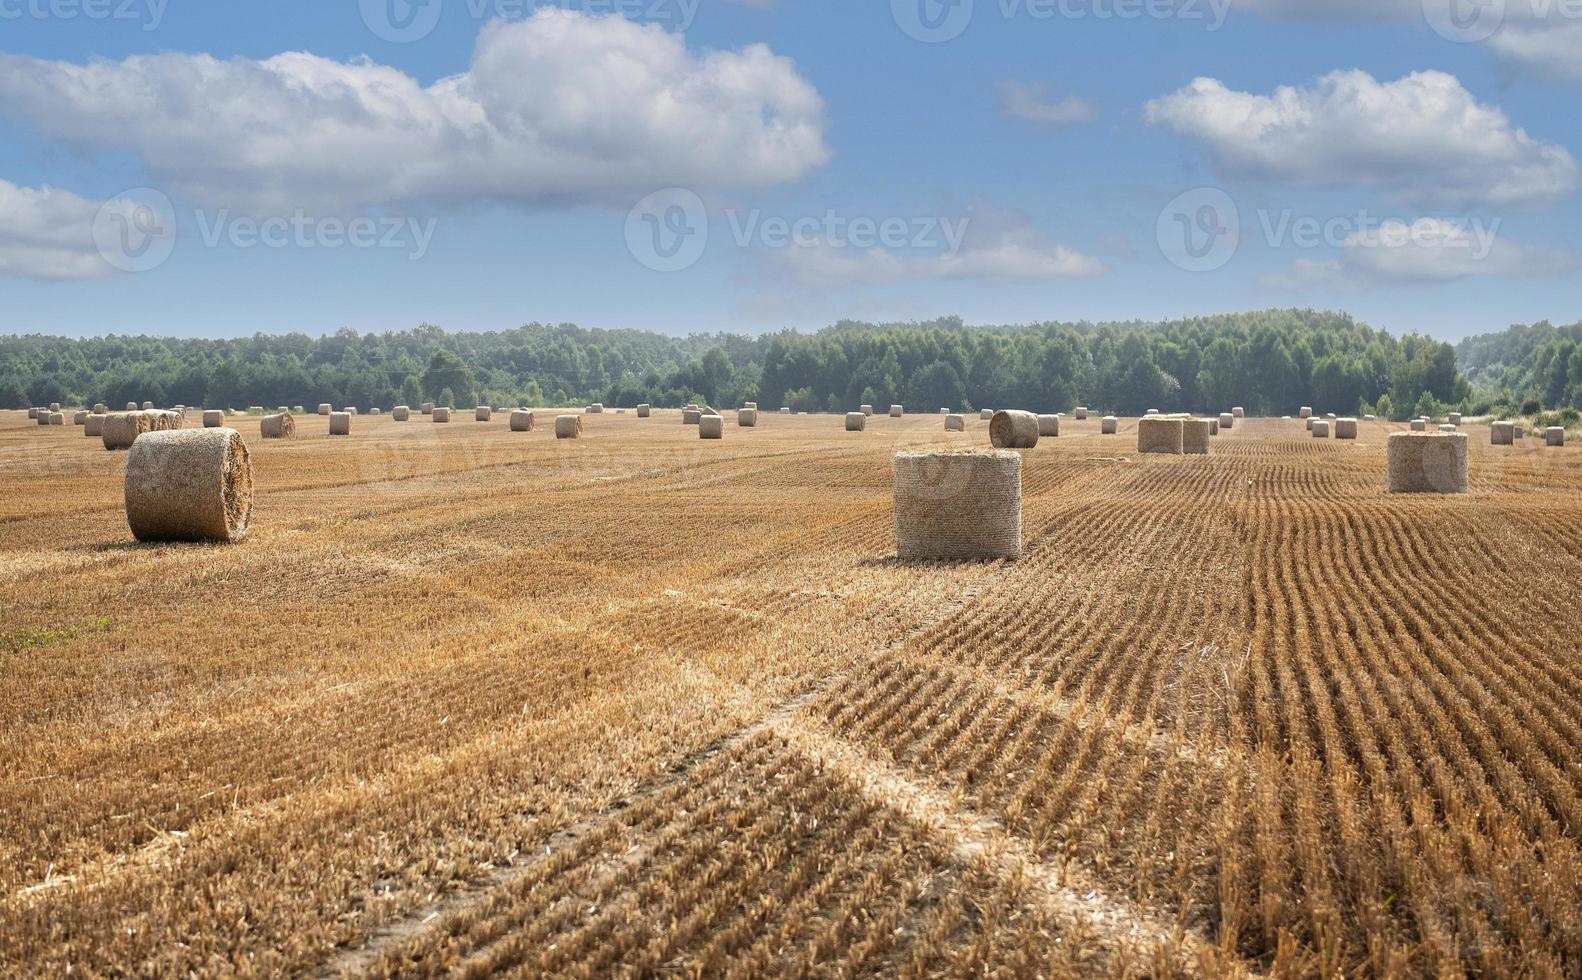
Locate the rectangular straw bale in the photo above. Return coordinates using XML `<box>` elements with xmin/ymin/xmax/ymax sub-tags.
<box><xmin>1183</xmin><ymin>418</ymin><xmax>1212</xmax><ymax>453</ymax></box>
<box><xmin>1389</xmin><ymin>432</ymin><xmax>1468</xmax><ymax>493</ymax></box>
<box><xmin>893</xmin><ymin>450</ymin><xmax>1021</xmax><ymax>560</ymax></box>
<box><xmin>1491</xmin><ymin>421</ymin><xmax>1515</xmax><ymax>445</ymax></box>
<box><xmin>945</xmin><ymin>414</ymin><xmax>965</xmax><ymax>431</ymax></box>
<box><xmin>1137</xmin><ymin>416</ymin><xmax>1184</xmax><ymax>454</ymax></box>
<box><xmin>1547</xmin><ymin>427</ymin><xmax>1566</xmax><ymax>447</ymax></box>
<box><xmin>85</xmin><ymin>414</ymin><xmax>106</xmax><ymax>437</ymax></box>
<box><xmin>1102</xmin><ymin>415</ymin><xmax>1118</xmax><ymax>434</ymax></box>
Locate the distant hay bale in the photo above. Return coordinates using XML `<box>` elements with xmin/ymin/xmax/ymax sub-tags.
<box><xmin>683</xmin><ymin>409</ymin><xmax>702</xmax><ymax>425</ymax></box>
<box><xmin>893</xmin><ymin>450</ymin><xmax>1021</xmax><ymax>560</ymax></box>
<box><xmin>1514</xmin><ymin>425</ymin><xmax>1525</xmax><ymax>440</ymax></box>
<box><xmin>1547</xmin><ymin>427</ymin><xmax>1566</xmax><ymax>447</ymax></box>
<box><xmin>317</xmin><ymin>404</ymin><xmax>331</xmax><ymax>416</ymax></box>
<box><xmin>369</xmin><ymin>408</ymin><xmax>381</xmax><ymax>416</ymax></box>
<box><xmin>1219</xmin><ymin>412</ymin><xmax>1235</xmax><ymax>429</ymax></box>
<box><xmin>1183</xmin><ymin>418</ymin><xmax>1212</xmax><ymax>454</ymax></box>
<box><xmin>1209</xmin><ymin>418</ymin><xmax>1219</xmax><ymax>436</ymax></box>
<box><xmin>1102</xmin><ymin>415</ymin><xmax>1118</xmax><ymax>434</ymax></box>
<box><xmin>47</xmin><ymin>412</ymin><xmax>65</xmax><ymax>426</ymax></box>
<box><xmin>84</xmin><ymin>414</ymin><xmax>106</xmax><ymax>437</ymax></box>
<box><xmin>433</xmin><ymin>407</ymin><xmax>452</xmax><ymax>423</ymax></box>
<box><xmin>329</xmin><ymin>412</ymin><xmax>351</xmax><ymax>436</ymax></box>
<box><xmin>587</xmin><ymin>403</ymin><xmax>604</xmax><ymax>414</ymax></box>
<box><xmin>36</xmin><ymin>411</ymin><xmax>50</xmax><ymax>426</ymax></box>
<box><xmin>260</xmin><ymin>413</ymin><xmax>295</xmax><ymax>438</ymax></box>
<box><xmin>124</xmin><ymin>427</ymin><xmax>253</xmax><ymax>544</ymax></box>
<box><xmin>346</xmin><ymin>407</ymin><xmax>359</xmax><ymax>416</ymax></box>
<box><xmin>102</xmin><ymin>411</ymin><xmax>156</xmax><ymax>451</ymax></box>
<box><xmin>93</xmin><ymin>403</ymin><xmax>106</xmax><ymax>414</ymax></box>
<box><xmin>860</xmin><ymin>404</ymin><xmax>874</xmax><ymax>416</ymax></box>
<box><xmin>1075</xmin><ymin>407</ymin><xmax>1088</xmax><ymax>420</ymax></box>
<box><xmin>555</xmin><ymin>414</ymin><xmax>581</xmax><ymax>439</ymax></box>
<box><xmin>846</xmin><ymin>412</ymin><xmax>867</xmax><ymax>431</ymax></box>
<box><xmin>49</xmin><ymin>402</ymin><xmax>61</xmax><ymax>412</ymax></box>
<box><xmin>780</xmin><ymin>407</ymin><xmax>791</xmax><ymax>414</ymax></box>
<box><xmin>979</xmin><ymin>409</ymin><xmax>994</xmax><ymax>421</ymax></box>
<box><xmin>1138</xmin><ymin>417</ymin><xmax>1184</xmax><ymax>454</ymax></box>
<box><xmin>1336</xmin><ymin>418</ymin><xmax>1359</xmax><ymax>439</ymax></box>
<box><xmin>685</xmin><ymin>403</ymin><xmax>700</xmax><ymax>412</ymax></box>
<box><xmin>510</xmin><ymin>410</ymin><xmax>535</xmax><ymax>432</ymax></box>
<box><xmin>393</xmin><ymin>406</ymin><xmax>411</xmax><ymax>421</ymax></box>
<box><xmin>1299</xmin><ymin>407</ymin><xmax>1313</xmax><ymax>419</ymax></box>
<box><xmin>142</xmin><ymin>401</ymin><xmax>154</xmax><ymax>411</ymax></box>
<box><xmin>151</xmin><ymin>410</ymin><xmax>183</xmax><ymax>431</ymax></box>
<box><xmin>637</xmin><ymin>404</ymin><xmax>651</xmax><ymax>417</ymax></box>
<box><xmin>203</xmin><ymin>410</ymin><xmax>224</xmax><ymax>428</ymax></box>
<box><xmin>27</xmin><ymin>407</ymin><xmax>39</xmax><ymax>419</ymax></box>
<box><xmin>890</xmin><ymin>404</ymin><xmax>904</xmax><ymax>418</ymax></box>
<box><xmin>247</xmin><ymin>406</ymin><xmax>264</xmax><ymax>415</ymax></box>
<box><xmin>945</xmin><ymin>414</ymin><xmax>965</xmax><ymax>431</ymax></box>
<box><xmin>991</xmin><ymin>410</ymin><xmax>1040</xmax><ymax>449</ymax></box>
<box><xmin>1036</xmin><ymin>414</ymin><xmax>1060</xmax><ymax>437</ymax></box>
<box><xmin>1491</xmin><ymin>421</ymin><xmax>1515</xmax><ymax>445</ymax></box>
<box><xmin>72</xmin><ymin>411</ymin><xmax>88</xmax><ymax>426</ymax></box>
<box><xmin>421</xmin><ymin>402</ymin><xmax>435</xmax><ymax>415</ymax></box>
<box><xmin>699</xmin><ymin>414</ymin><xmax>724</xmax><ymax>439</ymax></box>
<box><xmin>1146</xmin><ymin>409</ymin><xmax>1160</xmax><ymax>416</ymax></box>
<box><xmin>1312</xmin><ymin>420</ymin><xmax>1331</xmax><ymax>438</ymax></box>
<box><xmin>745</xmin><ymin>402</ymin><xmax>758</xmax><ymax>410</ymax></box>
<box><xmin>292</xmin><ymin>405</ymin><xmax>305</xmax><ymax>414</ymax></box>
<box><xmin>1306</xmin><ymin>418</ymin><xmax>1316</xmax><ymax>431</ymax></box>
<box><xmin>1448</xmin><ymin>413</ymin><xmax>1462</xmax><ymax>426</ymax></box>
<box><xmin>1438</xmin><ymin>424</ymin><xmax>1457</xmax><ymax>433</ymax></box>
<box><xmin>277</xmin><ymin>406</ymin><xmax>288</xmax><ymax>414</ymax></box>
<box><xmin>1364</xmin><ymin>414</ymin><xmax>1376</xmax><ymax>421</ymax></box>
<box><xmin>126</xmin><ymin>402</ymin><xmax>139</xmax><ymax>412</ymax></box>
<box><xmin>1388</xmin><ymin>432</ymin><xmax>1468</xmax><ymax>493</ymax></box>
<box><xmin>738</xmin><ymin>408</ymin><xmax>758</xmax><ymax>427</ymax></box>
<box><xmin>940</xmin><ymin>407</ymin><xmax>950</xmax><ymax>414</ymax></box>
<box><xmin>1410</xmin><ymin>419</ymin><xmax>1427</xmax><ymax>432</ymax></box>
<box><xmin>476</xmin><ymin>406</ymin><xmax>492</xmax><ymax>422</ymax></box>
<box><xmin>1233</xmin><ymin>407</ymin><xmax>1245</xmax><ymax>418</ymax></box>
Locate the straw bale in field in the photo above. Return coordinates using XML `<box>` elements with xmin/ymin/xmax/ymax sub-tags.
<box><xmin>260</xmin><ymin>413</ymin><xmax>295</xmax><ymax>438</ymax></box>
<box><xmin>1547</xmin><ymin>427</ymin><xmax>1566</xmax><ymax>447</ymax></box>
<box><xmin>555</xmin><ymin>414</ymin><xmax>581</xmax><ymax>438</ymax></box>
<box><xmin>890</xmin><ymin>405</ymin><xmax>903</xmax><ymax>418</ymax></box>
<box><xmin>47</xmin><ymin>412</ymin><xmax>64</xmax><ymax>425</ymax></box>
<box><xmin>991</xmin><ymin>410</ymin><xmax>1040</xmax><ymax>449</ymax></box>
<box><xmin>1491</xmin><ymin>421</ymin><xmax>1515</xmax><ymax>445</ymax></box>
<box><xmin>1312</xmin><ymin>420</ymin><xmax>1331</xmax><ymax>438</ymax></box>
<box><xmin>1183</xmin><ymin>418</ymin><xmax>1212</xmax><ymax>454</ymax></box>
<box><xmin>683</xmin><ymin>409</ymin><xmax>702</xmax><ymax>425</ymax></box>
<box><xmin>1449</xmin><ymin>413</ymin><xmax>1462</xmax><ymax>426</ymax></box>
<box><xmin>1300</xmin><ymin>406</ymin><xmax>1312</xmax><ymax>418</ymax></box>
<box><xmin>1075</xmin><ymin>407</ymin><xmax>1088</xmax><ymax>420</ymax></box>
<box><xmin>124</xmin><ymin>428</ymin><xmax>252</xmax><ymax>543</ymax></box>
<box><xmin>860</xmin><ymin>404</ymin><xmax>874</xmax><ymax>416</ymax></box>
<box><xmin>1102</xmin><ymin>415</ymin><xmax>1118</xmax><ymax>434</ymax></box>
<box><xmin>1138</xmin><ymin>416</ymin><xmax>1184</xmax><ymax>454</ymax></box>
<box><xmin>1388</xmin><ymin>432</ymin><xmax>1468</xmax><ymax>493</ymax></box>
<box><xmin>1336</xmin><ymin>418</ymin><xmax>1359</xmax><ymax>439</ymax></box>
<box><xmin>1037</xmin><ymin>414</ymin><xmax>1060</xmax><ymax>437</ymax></box>
<box><xmin>1411</xmin><ymin>419</ymin><xmax>1427</xmax><ymax>431</ymax></box>
<box><xmin>699</xmin><ymin>414</ymin><xmax>723</xmax><ymax>439</ymax></box>
<box><xmin>738</xmin><ymin>408</ymin><xmax>758</xmax><ymax>427</ymax></box>
<box><xmin>329</xmin><ymin>412</ymin><xmax>350</xmax><ymax>435</ymax></box>
<box><xmin>636</xmin><ymin>404</ymin><xmax>652</xmax><ymax>417</ymax></box>
<box><xmin>476</xmin><ymin>406</ymin><xmax>492</xmax><ymax>422</ymax></box>
<box><xmin>84</xmin><ymin>414</ymin><xmax>106</xmax><ymax>437</ymax></box>
<box><xmin>93</xmin><ymin>403</ymin><xmax>106</xmax><ymax>414</ymax></box>
<box><xmin>1233</xmin><ymin>407</ymin><xmax>1245</xmax><ymax>418</ymax></box>
<box><xmin>945</xmin><ymin>414</ymin><xmax>965</xmax><ymax>431</ymax></box>
<box><xmin>893</xmin><ymin>450</ymin><xmax>1021</xmax><ymax>560</ymax></box>
<box><xmin>203</xmin><ymin>410</ymin><xmax>224</xmax><ymax>428</ymax></box>
<box><xmin>102</xmin><ymin>412</ymin><xmax>154</xmax><ymax>450</ymax></box>
<box><xmin>1219</xmin><ymin>412</ymin><xmax>1234</xmax><ymax>429</ymax></box>
<box><xmin>421</xmin><ymin>402</ymin><xmax>435</xmax><ymax>415</ymax></box>
<box><xmin>979</xmin><ymin>409</ymin><xmax>993</xmax><ymax>421</ymax></box>
<box><xmin>846</xmin><ymin>412</ymin><xmax>866</xmax><ymax>431</ymax></box>
<box><xmin>780</xmin><ymin>407</ymin><xmax>791</xmax><ymax>414</ymax></box>
<box><xmin>393</xmin><ymin>406</ymin><xmax>411</xmax><ymax>421</ymax></box>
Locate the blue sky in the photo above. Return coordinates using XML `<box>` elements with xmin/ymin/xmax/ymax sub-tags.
<box><xmin>0</xmin><ymin>0</ymin><xmax>1578</xmax><ymax>341</ymax></box>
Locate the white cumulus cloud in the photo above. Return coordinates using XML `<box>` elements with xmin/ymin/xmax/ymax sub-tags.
<box><xmin>0</xmin><ymin>180</ymin><xmax>117</xmax><ymax>280</ymax></box>
<box><xmin>1143</xmin><ymin>70</ymin><xmax>1578</xmax><ymax>210</ymax></box>
<box><xmin>0</xmin><ymin>10</ymin><xmax>830</xmax><ymax>214</ymax></box>
<box><xmin>1260</xmin><ymin>217</ymin><xmax>1576</xmax><ymax>289</ymax></box>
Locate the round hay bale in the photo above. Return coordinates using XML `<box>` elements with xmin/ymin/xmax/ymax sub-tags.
<box><xmin>699</xmin><ymin>414</ymin><xmax>724</xmax><ymax>439</ymax></box>
<box><xmin>555</xmin><ymin>414</ymin><xmax>581</xmax><ymax>439</ymax></box>
<box><xmin>637</xmin><ymin>404</ymin><xmax>652</xmax><ymax>417</ymax></box>
<box><xmin>202</xmin><ymin>410</ymin><xmax>224</xmax><ymax>428</ymax></box>
<box><xmin>36</xmin><ymin>411</ymin><xmax>50</xmax><ymax>426</ymax></box>
<box><xmin>1036</xmin><ymin>414</ymin><xmax>1060</xmax><ymax>437</ymax></box>
<box><xmin>124</xmin><ymin>428</ymin><xmax>253</xmax><ymax>544</ymax></box>
<box><xmin>1312</xmin><ymin>420</ymin><xmax>1331</xmax><ymax>438</ymax></box>
<box><xmin>587</xmin><ymin>403</ymin><xmax>604</xmax><ymax>414</ymax></box>
<box><xmin>369</xmin><ymin>408</ymin><xmax>382</xmax><ymax>416</ymax></box>
<box><xmin>1491</xmin><ymin>421</ymin><xmax>1515</xmax><ymax>445</ymax></box>
<box><xmin>889</xmin><ymin>404</ymin><xmax>903</xmax><ymax>418</ymax></box>
<box><xmin>1299</xmin><ymin>407</ymin><xmax>1313</xmax><ymax>419</ymax></box>
<box><xmin>860</xmin><ymin>404</ymin><xmax>874</xmax><ymax>416</ymax></box>
<box><xmin>393</xmin><ymin>406</ymin><xmax>411</xmax><ymax>422</ymax></box>
<box><xmin>779</xmin><ymin>407</ymin><xmax>791</xmax><ymax>414</ymax></box>
<box><xmin>476</xmin><ymin>406</ymin><xmax>492</xmax><ymax>422</ymax></box>
<box><xmin>125</xmin><ymin>402</ymin><xmax>139</xmax><ymax>412</ymax></box>
<box><xmin>292</xmin><ymin>405</ymin><xmax>305</xmax><ymax>414</ymax></box>
<box><xmin>102</xmin><ymin>412</ymin><xmax>154</xmax><ymax>450</ymax></box>
<box><xmin>845</xmin><ymin>412</ymin><xmax>867</xmax><ymax>431</ymax></box>
<box><xmin>93</xmin><ymin>403</ymin><xmax>107</xmax><ymax>414</ymax></box>
<box><xmin>1547</xmin><ymin>427</ymin><xmax>1566</xmax><ymax>447</ymax></box>
<box><xmin>1209</xmin><ymin>418</ymin><xmax>1219</xmax><ymax>436</ymax></box>
<box><xmin>346</xmin><ymin>407</ymin><xmax>359</xmax><ymax>416</ymax></box>
<box><xmin>1219</xmin><ymin>412</ymin><xmax>1235</xmax><ymax>429</ymax></box>
<box><xmin>1183</xmin><ymin>418</ymin><xmax>1212</xmax><ymax>454</ymax></box>
<box><xmin>1388</xmin><ymin>432</ymin><xmax>1468</xmax><ymax>493</ymax></box>
<box><xmin>1325</xmin><ymin>413</ymin><xmax>1337</xmax><ymax>422</ymax></box>
<box><xmin>329</xmin><ymin>412</ymin><xmax>351</xmax><ymax>436</ymax></box>
<box><xmin>84</xmin><ymin>414</ymin><xmax>106</xmax><ymax>437</ymax></box>
<box><xmin>27</xmin><ymin>407</ymin><xmax>41</xmax><ymax>419</ymax></box>
<box><xmin>683</xmin><ymin>408</ymin><xmax>702</xmax><ymax>425</ymax></box>
<box><xmin>260</xmin><ymin>413</ymin><xmax>295</xmax><ymax>438</ymax></box>
<box><xmin>738</xmin><ymin>408</ymin><xmax>758</xmax><ymax>427</ymax></box>
<box><xmin>510</xmin><ymin>410</ymin><xmax>535</xmax><ymax>432</ymax></box>
<box><xmin>1075</xmin><ymin>407</ymin><xmax>1088</xmax><ymax>420</ymax></box>
<box><xmin>1363</xmin><ymin>414</ymin><xmax>1376</xmax><ymax>421</ymax></box>
<box><xmin>47</xmin><ymin>412</ymin><xmax>65</xmax><ymax>426</ymax></box>
<box><xmin>317</xmin><ymin>403</ymin><xmax>332</xmax><ymax>416</ymax></box>
<box><xmin>990</xmin><ymin>410</ymin><xmax>1040</xmax><ymax>449</ymax></box>
<box><xmin>1146</xmin><ymin>409</ymin><xmax>1160</xmax><ymax>416</ymax></box>
<box><xmin>1101</xmin><ymin>415</ymin><xmax>1118</xmax><ymax>434</ymax></box>
<box><xmin>979</xmin><ymin>409</ymin><xmax>994</xmax><ymax>421</ymax></box>
<box><xmin>745</xmin><ymin>402</ymin><xmax>758</xmax><ymax>411</ymax></box>
<box><xmin>1438</xmin><ymin>424</ymin><xmax>1457</xmax><ymax>433</ymax></box>
<box><xmin>1335</xmin><ymin>418</ymin><xmax>1359</xmax><ymax>439</ymax></box>
<box><xmin>893</xmin><ymin>451</ymin><xmax>1021</xmax><ymax>560</ymax></box>
<box><xmin>421</xmin><ymin>402</ymin><xmax>435</xmax><ymax>415</ymax></box>
<box><xmin>49</xmin><ymin>402</ymin><xmax>61</xmax><ymax>412</ymax></box>
<box><xmin>433</xmin><ymin>407</ymin><xmax>452</xmax><ymax>423</ymax></box>
<box><xmin>70</xmin><ymin>410</ymin><xmax>87</xmax><ymax>425</ymax></box>
<box><xmin>1410</xmin><ymin>419</ymin><xmax>1427</xmax><ymax>432</ymax></box>
<box><xmin>1137</xmin><ymin>416</ymin><xmax>1184</xmax><ymax>454</ymax></box>
<box><xmin>940</xmin><ymin>408</ymin><xmax>950</xmax><ymax>414</ymax></box>
<box><xmin>1232</xmin><ymin>407</ymin><xmax>1246</xmax><ymax>419</ymax></box>
<box><xmin>945</xmin><ymin>414</ymin><xmax>965</xmax><ymax>431</ymax></box>
<box><xmin>277</xmin><ymin>406</ymin><xmax>289</xmax><ymax>414</ymax></box>
<box><xmin>1306</xmin><ymin>417</ymin><xmax>1316</xmax><ymax>431</ymax></box>
<box><xmin>141</xmin><ymin>401</ymin><xmax>155</xmax><ymax>411</ymax></box>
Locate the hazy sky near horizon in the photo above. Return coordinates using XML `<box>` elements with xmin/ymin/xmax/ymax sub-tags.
<box><xmin>0</xmin><ymin>0</ymin><xmax>1578</xmax><ymax>342</ymax></box>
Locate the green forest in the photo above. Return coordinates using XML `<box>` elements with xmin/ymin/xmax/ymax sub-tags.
<box><xmin>2</xmin><ymin>309</ymin><xmax>1577</xmax><ymax>421</ymax></box>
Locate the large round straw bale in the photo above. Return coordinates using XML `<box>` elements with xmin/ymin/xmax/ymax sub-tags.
<box><xmin>1388</xmin><ymin>432</ymin><xmax>1468</xmax><ymax>493</ymax></box>
<box><xmin>1363</xmin><ymin>414</ymin><xmax>1376</xmax><ymax>421</ymax></box>
<box><xmin>683</xmin><ymin>408</ymin><xmax>702</xmax><ymax>425</ymax></box>
<box><xmin>85</xmin><ymin>414</ymin><xmax>106</xmax><ymax>437</ymax></box>
<box><xmin>475</xmin><ymin>406</ymin><xmax>492</xmax><ymax>422</ymax></box>
<box><xmin>738</xmin><ymin>408</ymin><xmax>758</xmax><ymax>427</ymax></box>
<box><xmin>260</xmin><ymin>412</ymin><xmax>295</xmax><ymax>438</ymax></box>
<box><xmin>1075</xmin><ymin>407</ymin><xmax>1088</xmax><ymax>420</ymax></box>
<box><xmin>893</xmin><ymin>451</ymin><xmax>1021</xmax><ymax>560</ymax></box>
<box><xmin>393</xmin><ymin>405</ymin><xmax>411</xmax><ymax>421</ymax></box>
<box><xmin>317</xmin><ymin>403</ymin><xmax>331</xmax><ymax>416</ymax></box>
<box><xmin>1102</xmin><ymin>415</ymin><xmax>1118</xmax><ymax>434</ymax></box>
<box><xmin>1410</xmin><ymin>419</ymin><xmax>1427</xmax><ymax>431</ymax></box>
<box><xmin>1299</xmin><ymin>407</ymin><xmax>1313</xmax><ymax>419</ymax></box>
<box><xmin>102</xmin><ymin>411</ymin><xmax>152</xmax><ymax>450</ymax></box>
<box><xmin>860</xmin><ymin>404</ymin><xmax>874</xmax><ymax>416</ymax></box>
<box><xmin>1312</xmin><ymin>420</ymin><xmax>1331</xmax><ymax>438</ymax></box>
<box><xmin>149</xmin><ymin>410</ymin><xmax>181</xmax><ymax>431</ymax></box>
<box><xmin>1183</xmin><ymin>418</ymin><xmax>1212</xmax><ymax>454</ymax></box>
<box><xmin>555</xmin><ymin>414</ymin><xmax>581</xmax><ymax>439</ymax></box>
<box><xmin>1036</xmin><ymin>414</ymin><xmax>1060</xmax><ymax>437</ymax></box>
<box><xmin>47</xmin><ymin>412</ymin><xmax>65</xmax><ymax>426</ymax></box>
<box><xmin>329</xmin><ymin>412</ymin><xmax>351</xmax><ymax>435</ymax></box>
<box><xmin>346</xmin><ymin>407</ymin><xmax>359</xmax><ymax>416</ymax></box>
<box><xmin>1233</xmin><ymin>407</ymin><xmax>1245</xmax><ymax>418</ymax></box>
<box><xmin>124</xmin><ymin>428</ymin><xmax>252</xmax><ymax>544</ymax></box>
<box><xmin>93</xmin><ymin>403</ymin><xmax>107</xmax><ymax>414</ymax></box>
<box><xmin>990</xmin><ymin>410</ymin><xmax>1040</xmax><ymax>449</ymax></box>
<box><xmin>1491</xmin><ymin>421</ymin><xmax>1515</xmax><ymax>445</ymax></box>
<box><xmin>433</xmin><ymin>407</ymin><xmax>452</xmax><ymax>423</ymax></box>
<box><xmin>1218</xmin><ymin>412</ymin><xmax>1235</xmax><ymax>429</ymax></box>
<box><xmin>203</xmin><ymin>410</ymin><xmax>224</xmax><ymax>428</ymax></box>
<box><xmin>1335</xmin><ymin>418</ymin><xmax>1359</xmax><ymax>439</ymax></box>
<box><xmin>1547</xmin><ymin>427</ymin><xmax>1566</xmax><ymax>447</ymax></box>
<box><xmin>846</xmin><ymin>412</ymin><xmax>867</xmax><ymax>431</ymax></box>
<box><xmin>699</xmin><ymin>414</ymin><xmax>724</xmax><ymax>439</ymax></box>
<box><xmin>637</xmin><ymin>404</ymin><xmax>651</xmax><ymax>417</ymax></box>
<box><xmin>1138</xmin><ymin>416</ymin><xmax>1184</xmax><ymax>454</ymax></box>
<box><xmin>510</xmin><ymin>409</ymin><xmax>535</xmax><ymax>432</ymax></box>
<box><xmin>890</xmin><ymin>404</ymin><xmax>904</xmax><ymax>418</ymax></box>
<box><xmin>945</xmin><ymin>414</ymin><xmax>965</xmax><ymax>431</ymax></box>
<box><xmin>73</xmin><ymin>410</ymin><xmax>92</xmax><ymax>425</ymax></box>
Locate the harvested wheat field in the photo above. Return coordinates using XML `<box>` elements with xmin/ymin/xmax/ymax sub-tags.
<box><xmin>2</xmin><ymin>410</ymin><xmax>1581</xmax><ymax>978</ymax></box>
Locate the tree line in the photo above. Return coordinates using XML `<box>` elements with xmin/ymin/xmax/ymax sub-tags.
<box><xmin>1</xmin><ymin>309</ymin><xmax>1541</xmax><ymax>421</ymax></box>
